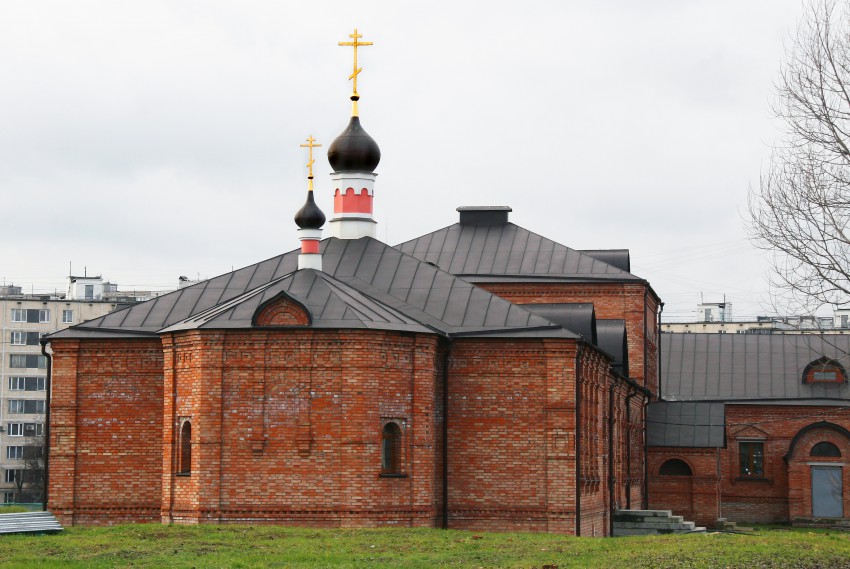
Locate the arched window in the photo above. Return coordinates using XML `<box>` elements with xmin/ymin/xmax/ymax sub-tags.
<box><xmin>659</xmin><ymin>458</ymin><xmax>692</xmax><ymax>476</ymax></box>
<box><xmin>381</xmin><ymin>422</ymin><xmax>402</xmax><ymax>475</ymax></box>
<box><xmin>178</xmin><ymin>421</ymin><xmax>192</xmax><ymax>475</ymax></box>
<box><xmin>803</xmin><ymin>357</ymin><xmax>846</xmax><ymax>384</ymax></box>
<box><xmin>811</xmin><ymin>441</ymin><xmax>841</xmax><ymax>457</ymax></box>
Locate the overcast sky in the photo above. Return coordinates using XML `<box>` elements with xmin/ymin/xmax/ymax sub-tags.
<box><xmin>0</xmin><ymin>1</ymin><xmax>809</xmax><ymax>320</ymax></box>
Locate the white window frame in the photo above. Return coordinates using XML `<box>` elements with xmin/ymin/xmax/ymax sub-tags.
<box><xmin>3</xmin><ymin>470</ymin><xmax>21</xmax><ymax>484</ymax></box>
<box><xmin>10</xmin><ymin>332</ymin><xmax>24</xmax><ymax>346</ymax></box>
<box><xmin>6</xmin><ymin>446</ymin><xmax>23</xmax><ymax>460</ymax></box>
<box><xmin>6</xmin><ymin>424</ymin><xmax>23</xmax><ymax>437</ymax></box>
<box><xmin>3</xmin><ymin>492</ymin><xmax>15</xmax><ymax>504</ymax></box>
<box><xmin>8</xmin><ymin>400</ymin><xmax>44</xmax><ymax>414</ymax></box>
<box><xmin>38</xmin><ymin>309</ymin><xmax>50</xmax><ymax>323</ymax></box>
<box><xmin>62</xmin><ymin>309</ymin><xmax>73</xmax><ymax>323</ymax></box>
<box><xmin>23</xmin><ymin>423</ymin><xmax>43</xmax><ymax>437</ymax></box>
<box><xmin>9</xmin><ymin>377</ymin><xmax>46</xmax><ymax>391</ymax></box>
<box><xmin>11</xmin><ymin>309</ymin><xmax>24</xmax><ymax>323</ymax></box>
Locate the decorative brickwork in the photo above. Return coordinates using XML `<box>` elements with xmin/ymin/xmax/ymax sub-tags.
<box><xmin>254</xmin><ymin>294</ymin><xmax>311</xmax><ymax>327</ymax></box>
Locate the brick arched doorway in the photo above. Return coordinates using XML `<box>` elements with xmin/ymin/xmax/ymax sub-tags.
<box><xmin>786</xmin><ymin>422</ymin><xmax>850</xmax><ymax>522</ymax></box>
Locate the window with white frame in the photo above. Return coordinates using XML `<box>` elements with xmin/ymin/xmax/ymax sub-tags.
<box><xmin>3</xmin><ymin>493</ymin><xmax>15</xmax><ymax>504</ymax></box>
<box><xmin>23</xmin><ymin>423</ymin><xmax>43</xmax><ymax>437</ymax></box>
<box><xmin>10</xmin><ymin>332</ymin><xmax>39</xmax><ymax>346</ymax></box>
<box><xmin>10</xmin><ymin>309</ymin><xmax>50</xmax><ymax>323</ymax></box>
<box><xmin>62</xmin><ymin>309</ymin><xmax>73</xmax><ymax>323</ymax></box>
<box><xmin>8</xmin><ymin>400</ymin><xmax>45</xmax><ymax>414</ymax></box>
<box><xmin>9</xmin><ymin>377</ymin><xmax>45</xmax><ymax>391</ymax></box>
<box><xmin>6</xmin><ymin>424</ymin><xmax>23</xmax><ymax>437</ymax></box>
<box><xmin>9</xmin><ymin>355</ymin><xmax>47</xmax><ymax>369</ymax></box>
<box><xmin>6</xmin><ymin>446</ymin><xmax>23</xmax><ymax>460</ymax></box>
<box><xmin>3</xmin><ymin>470</ymin><xmax>21</xmax><ymax>484</ymax></box>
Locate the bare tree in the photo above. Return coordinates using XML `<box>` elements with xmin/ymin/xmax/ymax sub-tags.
<box><xmin>10</xmin><ymin>423</ymin><xmax>45</xmax><ymax>504</ymax></box>
<box><xmin>748</xmin><ymin>0</ymin><xmax>850</xmax><ymax>313</ymax></box>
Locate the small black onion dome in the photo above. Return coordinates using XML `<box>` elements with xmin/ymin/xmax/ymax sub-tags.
<box><xmin>294</xmin><ymin>190</ymin><xmax>326</xmax><ymax>229</ymax></box>
<box><xmin>327</xmin><ymin>116</ymin><xmax>381</xmax><ymax>172</ymax></box>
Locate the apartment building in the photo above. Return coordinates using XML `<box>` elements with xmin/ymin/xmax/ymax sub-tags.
<box><xmin>0</xmin><ymin>276</ymin><xmax>169</xmax><ymax>503</ymax></box>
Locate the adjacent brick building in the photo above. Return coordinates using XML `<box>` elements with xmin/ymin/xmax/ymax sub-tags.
<box><xmin>647</xmin><ymin>334</ymin><xmax>850</xmax><ymax>527</ymax></box>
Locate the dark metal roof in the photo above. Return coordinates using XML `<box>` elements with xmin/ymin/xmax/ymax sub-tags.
<box><xmin>395</xmin><ymin>222</ymin><xmax>641</xmax><ymax>282</ymax></box>
<box><xmin>596</xmin><ymin>319</ymin><xmax>628</xmax><ymax>377</ymax></box>
<box><xmin>647</xmin><ymin>401</ymin><xmax>726</xmax><ymax>448</ymax></box>
<box><xmin>578</xmin><ymin>249</ymin><xmax>630</xmax><ymax>273</ymax></box>
<box><xmin>159</xmin><ymin>269</ymin><xmax>432</xmax><ymax>334</ymax></box>
<box><xmin>662</xmin><ymin>333</ymin><xmax>850</xmax><ymax>404</ymax></box>
<box><xmin>52</xmin><ymin>237</ymin><xmax>579</xmax><ymax>341</ymax></box>
<box><xmin>523</xmin><ymin>303</ymin><xmax>596</xmax><ymax>344</ymax></box>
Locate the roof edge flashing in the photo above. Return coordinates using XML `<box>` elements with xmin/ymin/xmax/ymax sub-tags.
<box><xmin>456</xmin><ymin>206</ymin><xmax>512</xmax><ymax>226</ymax></box>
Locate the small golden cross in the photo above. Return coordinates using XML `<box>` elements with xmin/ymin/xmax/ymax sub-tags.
<box><xmin>338</xmin><ymin>28</ymin><xmax>373</xmax><ymax>98</ymax></box>
<box><xmin>300</xmin><ymin>135</ymin><xmax>322</xmax><ymax>190</ymax></box>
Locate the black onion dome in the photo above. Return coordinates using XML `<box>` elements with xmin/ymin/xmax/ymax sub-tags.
<box><xmin>327</xmin><ymin>116</ymin><xmax>381</xmax><ymax>172</ymax></box>
<box><xmin>294</xmin><ymin>190</ymin><xmax>326</xmax><ymax>229</ymax></box>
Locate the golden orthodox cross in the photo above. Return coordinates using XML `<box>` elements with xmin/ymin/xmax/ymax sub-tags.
<box><xmin>338</xmin><ymin>28</ymin><xmax>373</xmax><ymax>98</ymax></box>
<box><xmin>300</xmin><ymin>135</ymin><xmax>321</xmax><ymax>190</ymax></box>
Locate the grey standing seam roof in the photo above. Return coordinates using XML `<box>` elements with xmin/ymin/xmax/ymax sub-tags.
<box><xmin>523</xmin><ymin>303</ymin><xmax>597</xmax><ymax>344</ymax></box>
<box><xmin>395</xmin><ymin>223</ymin><xmax>642</xmax><ymax>282</ymax></box>
<box><xmin>596</xmin><ymin>319</ymin><xmax>628</xmax><ymax>377</ymax></box>
<box><xmin>662</xmin><ymin>333</ymin><xmax>850</xmax><ymax>404</ymax></box>
<box><xmin>646</xmin><ymin>401</ymin><xmax>726</xmax><ymax>448</ymax></box>
<box><xmin>51</xmin><ymin>237</ymin><xmax>581</xmax><ymax>341</ymax></box>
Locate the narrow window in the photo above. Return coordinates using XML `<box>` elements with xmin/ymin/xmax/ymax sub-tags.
<box><xmin>381</xmin><ymin>422</ymin><xmax>402</xmax><ymax>475</ymax></box>
<box><xmin>62</xmin><ymin>310</ymin><xmax>73</xmax><ymax>323</ymax></box>
<box><xmin>178</xmin><ymin>422</ymin><xmax>191</xmax><ymax>475</ymax></box>
<box><xmin>659</xmin><ymin>459</ymin><xmax>693</xmax><ymax>476</ymax></box>
<box><xmin>811</xmin><ymin>441</ymin><xmax>841</xmax><ymax>457</ymax></box>
<box><xmin>739</xmin><ymin>441</ymin><xmax>765</xmax><ymax>477</ymax></box>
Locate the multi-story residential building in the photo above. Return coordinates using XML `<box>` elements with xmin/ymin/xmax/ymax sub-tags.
<box><xmin>0</xmin><ymin>276</ymin><xmax>171</xmax><ymax>503</ymax></box>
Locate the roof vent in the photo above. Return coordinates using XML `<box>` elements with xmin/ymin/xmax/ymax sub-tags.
<box><xmin>457</xmin><ymin>206</ymin><xmax>512</xmax><ymax>226</ymax></box>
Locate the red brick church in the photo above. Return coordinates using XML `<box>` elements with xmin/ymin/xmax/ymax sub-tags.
<box><xmin>44</xmin><ymin>33</ymin><xmax>662</xmax><ymax>536</ymax></box>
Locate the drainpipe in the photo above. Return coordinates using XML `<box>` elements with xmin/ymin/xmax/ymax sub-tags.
<box><xmin>657</xmin><ymin>302</ymin><xmax>664</xmax><ymax>399</ymax></box>
<box><xmin>642</xmin><ymin>396</ymin><xmax>650</xmax><ymax>508</ymax></box>
<box><xmin>625</xmin><ymin>391</ymin><xmax>632</xmax><ymax>510</ymax></box>
<box><xmin>39</xmin><ymin>339</ymin><xmax>52</xmax><ymax>512</ymax></box>
<box><xmin>442</xmin><ymin>340</ymin><xmax>450</xmax><ymax>529</ymax></box>
<box><xmin>575</xmin><ymin>344</ymin><xmax>583</xmax><ymax>536</ymax></box>
<box><xmin>608</xmin><ymin>381</ymin><xmax>616</xmax><ymax>536</ymax></box>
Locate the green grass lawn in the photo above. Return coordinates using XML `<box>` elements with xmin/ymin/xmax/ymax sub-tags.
<box><xmin>0</xmin><ymin>524</ymin><xmax>848</xmax><ymax>568</ymax></box>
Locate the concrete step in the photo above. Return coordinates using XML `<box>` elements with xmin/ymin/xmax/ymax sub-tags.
<box><xmin>614</xmin><ymin>509</ymin><xmax>672</xmax><ymax>518</ymax></box>
<box><xmin>613</xmin><ymin>509</ymin><xmax>703</xmax><ymax>537</ymax></box>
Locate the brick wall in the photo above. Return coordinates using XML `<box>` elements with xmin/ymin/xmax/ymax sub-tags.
<box><xmin>48</xmin><ymin>338</ymin><xmax>164</xmax><ymax>526</ymax></box>
<box><xmin>477</xmin><ymin>282</ymin><xmax>659</xmax><ymax>392</ymax></box>
<box><xmin>445</xmin><ymin>338</ymin><xmax>578</xmax><ymax>533</ymax></box>
<box><xmin>160</xmin><ymin>329</ymin><xmax>443</xmax><ymax>528</ymax></box>
<box><xmin>49</xmin><ymin>316</ymin><xmax>649</xmax><ymax>535</ymax></box>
